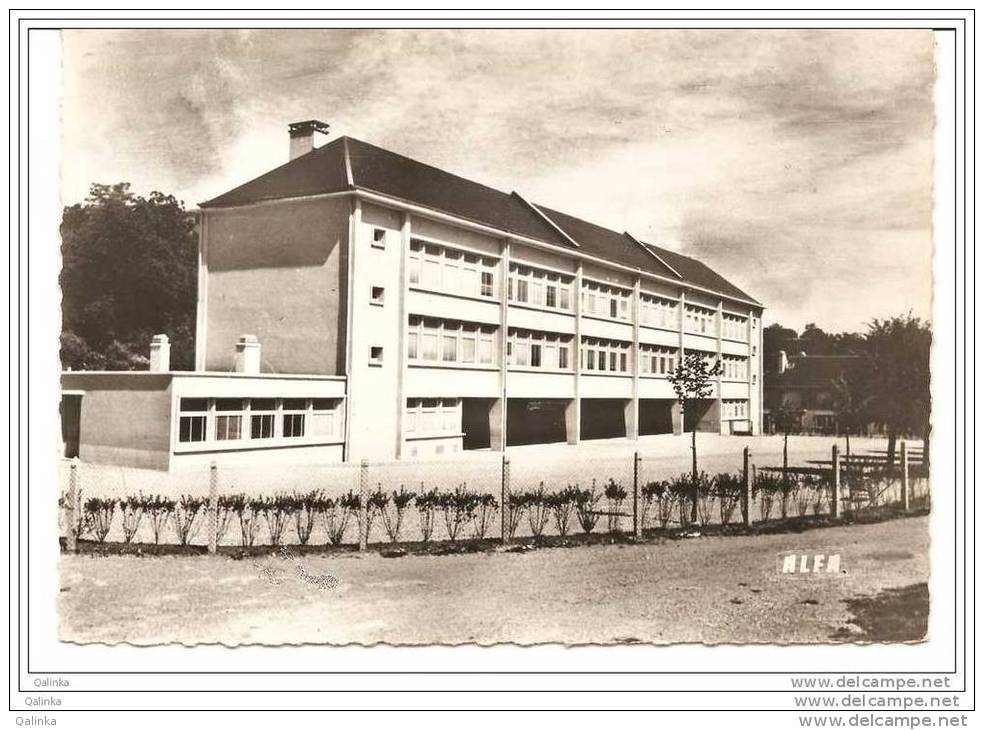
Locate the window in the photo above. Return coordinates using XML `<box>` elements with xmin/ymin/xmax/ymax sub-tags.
<box><xmin>580</xmin><ymin>338</ymin><xmax>632</xmax><ymax>373</ymax></box>
<box><xmin>582</xmin><ymin>281</ymin><xmax>630</xmax><ymax>320</ymax></box>
<box><xmin>406</xmin><ymin>398</ymin><xmax>460</xmax><ymax>436</ymax></box>
<box><xmin>558</xmin><ymin>346</ymin><xmax>568</xmax><ymax>370</ymax></box>
<box><xmin>407</xmin><ymin>316</ymin><xmax>498</xmax><ymax>367</ymax></box>
<box><xmin>372</xmin><ymin>228</ymin><xmax>387</xmax><ymax>249</ymax></box>
<box><xmin>251</xmin><ymin>413</ymin><xmax>274</xmax><ymax>439</ymax></box>
<box><xmin>213</xmin><ymin>399</ymin><xmax>244</xmax><ymax>442</ymax></box>
<box><xmin>442</xmin><ymin>335</ymin><xmax>457</xmax><ymax>362</ymax></box>
<box><xmin>530</xmin><ymin>343</ymin><xmax>541</xmax><ymax>367</ymax></box>
<box><xmin>310</xmin><ymin>399</ymin><xmax>341</xmax><ymax>438</ymax></box>
<box><xmin>408</xmin><ymin>239</ymin><xmax>498</xmax><ymax>298</ymax></box>
<box><xmin>283</xmin><ymin>413</ymin><xmax>305</xmax><ymax>438</ymax></box>
<box><xmin>508</xmin><ymin>264</ymin><xmax>574</xmax><ymax>311</ymax></box>
<box><xmin>178</xmin><ymin>398</ymin><xmax>208</xmax><ymax>443</ymax></box>
<box><xmin>370</xmin><ymin>285</ymin><xmax>385</xmax><ymax>306</ymax></box>
<box><xmin>369</xmin><ymin>346</ymin><xmax>384</xmax><ymax>366</ymax></box>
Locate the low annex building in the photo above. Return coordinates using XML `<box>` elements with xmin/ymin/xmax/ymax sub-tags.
<box><xmin>61</xmin><ymin>121</ymin><xmax>764</xmax><ymax>470</ymax></box>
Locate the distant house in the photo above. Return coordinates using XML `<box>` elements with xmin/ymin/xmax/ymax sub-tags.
<box><xmin>763</xmin><ymin>351</ymin><xmax>860</xmax><ymax>435</ymax></box>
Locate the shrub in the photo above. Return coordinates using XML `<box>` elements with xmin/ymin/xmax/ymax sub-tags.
<box><xmin>794</xmin><ymin>475</ymin><xmax>812</xmax><ymax>517</ymax></box>
<box><xmin>572</xmin><ymin>482</ymin><xmax>601</xmax><ymax>534</ymax></box>
<box><xmin>227</xmin><ymin>494</ymin><xmax>262</xmax><ymax>547</ymax></box>
<box><xmin>257</xmin><ymin>494</ymin><xmax>293</xmax><ymax>547</ymax></box>
<box><xmin>118</xmin><ymin>494</ymin><xmax>143</xmax><ymax>543</ymax></box>
<box><xmin>471</xmin><ymin>493</ymin><xmax>498</xmax><ymax>540</ymax></box>
<box><xmin>83</xmin><ymin>497</ymin><xmax>115</xmax><ymax>542</ymax></box>
<box><xmin>754</xmin><ymin>473</ymin><xmax>782</xmax><ymax>522</ymax></box>
<box><xmin>778</xmin><ymin>474</ymin><xmax>798</xmax><ymax>519</ymax></box>
<box><xmin>603</xmin><ymin>479</ymin><xmax>627</xmax><ymax>533</ymax></box>
<box><xmin>143</xmin><ymin>494</ymin><xmax>175</xmax><ymax>544</ymax></box>
<box><xmin>173</xmin><ymin>495</ymin><xmax>205</xmax><ymax>546</ymax></box>
<box><xmin>641</xmin><ymin>480</ymin><xmax>674</xmax><ymax>529</ymax></box>
<box><xmin>522</xmin><ymin>483</ymin><xmax>550</xmax><ymax>540</ymax></box>
<box><xmin>714</xmin><ymin>472</ymin><xmax>743</xmax><ymax>526</ymax></box>
<box><xmin>506</xmin><ymin>491</ymin><xmax>526</xmax><ymax>539</ymax></box>
<box><xmin>668</xmin><ymin>475</ymin><xmax>693</xmax><ymax>528</ymax></box>
<box><xmin>290</xmin><ymin>490</ymin><xmax>320</xmax><ymax>545</ymax></box>
<box><xmin>215</xmin><ymin>494</ymin><xmax>237</xmax><ymax>544</ymax></box>
<box><xmin>439</xmin><ymin>484</ymin><xmax>476</xmax><ymax>543</ymax></box>
<box><xmin>692</xmin><ymin>472</ymin><xmax>715</xmax><ymax>528</ymax></box>
<box><xmin>319</xmin><ymin>495</ymin><xmax>351</xmax><ymax>546</ymax></box>
<box><xmin>546</xmin><ymin>487</ymin><xmax>576</xmax><ymax>537</ymax></box>
<box><xmin>811</xmin><ymin>475</ymin><xmax>829</xmax><ymax>515</ymax></box>
<box><xmin>415</xmin><ymin>487</ymin><xmax>439</xmax><ymax>543</ymax></box>
<box><xmin>367</xmin><ymin>487</ymin><xmax>390</xmax><ymax>543</ymax></box>
<box><xmin>381</xmin><ymin>486</ymin><xmax>414</xmax><ymax>543</ymax></box>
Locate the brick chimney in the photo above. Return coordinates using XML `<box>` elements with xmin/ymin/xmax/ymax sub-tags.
<box><xmin>235</xmin><ymin>335</ymin><xmax>261</xmax><ymax>374</ymax></box>
<box><xmin>288</xmin><ymin>120</ymin><xmax>330</xmax><ymax>160</ymax></box>
<box><xmin>149</xmin><ymin>334</ymin><xmax>170</xmax><ymax>372</ymax></box>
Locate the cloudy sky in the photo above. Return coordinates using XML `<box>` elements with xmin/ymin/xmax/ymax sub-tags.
<box><xmin>60</xmin><ymin>29</ymin><xmax>936</xmax><ymax>332</ymax></box>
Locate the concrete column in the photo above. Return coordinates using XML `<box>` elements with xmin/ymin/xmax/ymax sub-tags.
<box><xmin>623</xmin><ymin>398</ymin><xmax>638</xmax><ymax>440</ymax></box>
<box><xmin>671</xmin><ymin>401</ymin><xmax>684</xmax><ymax>436</ymax></box>
<box><xmin>716</xmin><ymin>300</ymin><xmax>724</xmax><ymax>434</ymax></box>
<box><xmin>496</xmin><ymin>240</ymin><xmax>511</xmax><ymax>451</ymax></box>
<box><xmin>629</xmin><ymin>276</ymin><xmax>641</xmax><ymax>441</ymax></box>
<box><xmin>489</xmin><ymin>398</ymin><xmax>506</xmax><ymax>451</ymax></box>
<box><xmin>149</xmin><ymin>334</ymin><xmax>171</xmax><ymax>372</ymax></box>
<box><xmin>564</xmin><ymin>398</ymin><xmax>581</xmax><ymax>446</ymax></box>
<box><xmin>571</xmin><ymin>261</ymin><xmax>584</xmax><ymax>445</ymax></box>
<box><xmin>395</xmin><ymin>212</ymin><xmax>411</xmax><ymax>459</ymax></box>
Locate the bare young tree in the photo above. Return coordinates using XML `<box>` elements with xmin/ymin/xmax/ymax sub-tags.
<box><xmin>669</xmin><ymin>352</ymin><xmax>722</xmax><ymax>522</ymax></box>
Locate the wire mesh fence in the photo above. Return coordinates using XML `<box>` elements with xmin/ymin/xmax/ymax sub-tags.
<box><xmin>58</xmin><ymin>440</ymin><xmax>930</xmax><ymax>552</ymax></box>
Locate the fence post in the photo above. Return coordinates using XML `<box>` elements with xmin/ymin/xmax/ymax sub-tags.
<box><xmin>500</xmin><ymin>456</ymin><xmax>511</xmax><ymax>545</ymax></box>
<box><xmin>742</xmin><ymin>446</ymin><xmax>752</xmax><ymax>527</ymax></box>
<box><xmin>901</xmin><ymin>441</ymin><xmax>910</xmax><ymax>511</ymax></box>
<box><xmin>207</xmin><ymin>462</ymin><xmax>219</xmax><ymax>554</ymax></box>
<box><xmin>359</xmin><ymin>459</ymin><xmax>369</xmax><ymax>551</ymax></box>
<box><xmin>831</xmin><ymin>444</ymin><xmax>841</xmax><ymax>519</ymax></box>
<box><xmin>633</xmin><ymin>451</ymin><xmax>642</xmax><ymax>539</ymax></box>
<box><xmin>66</xmin><ymin>458</ymin><xmax>79</xmax><ymax>553</ymax></box>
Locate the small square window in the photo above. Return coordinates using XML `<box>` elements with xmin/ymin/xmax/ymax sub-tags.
<box><xmin>370</xmin><ymin>346</ymin><xmax>384</xmax><ymax>366</ymax></box>
<box><xmin>370</xmin><ymin>285</ymin><xmax>385</xmax><ymax>305</ymax></box>
<box><xmin>372</xmin><ymin>228</ymin><xmax>387</xmax><ymax>248</ymax></box>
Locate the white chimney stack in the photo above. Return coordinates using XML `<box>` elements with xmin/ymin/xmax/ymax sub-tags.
<box><xmin>235</xmin><ymin>335</ymin><xmax>261</xmax><ymax>374</ymax></box>
<box><xmin>777</xmin><ymin>349</ymin><xmax>789</xmax><ymax>374</ymax></box>
<box><xmin>149</xmin><ymin>334</ymin><xmax>170</xmax><ymax>372</ymax></box>
<box><xmin>288</xmin><ymin>120</ymin><xmax>330</xmax><ymax>160</ymax></box>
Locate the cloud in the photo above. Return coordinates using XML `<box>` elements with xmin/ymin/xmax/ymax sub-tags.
<box><xmin>60</xmin><ymin>29</ymin><xmax>935</xmax><ymax>332</ymax></box>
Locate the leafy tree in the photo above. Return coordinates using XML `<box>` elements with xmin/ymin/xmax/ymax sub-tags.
<box><xmin>829</xmin><ymin>369</ymin><xmax>871</xmax><ymax>460</ymax></box>
<box><xmin>669</xmin><ymin>352</ymin><xmax>722</xmax><ymax>522</ymax></box>
<box><xmin>60</xmin><ymin>183</ymin><xmax>197</xmax><ymax>370</ymax></box>
<box><xmin>861</xmin><ymin>314</ymin><xmax>932</xmax><ymax>464</ymax></box>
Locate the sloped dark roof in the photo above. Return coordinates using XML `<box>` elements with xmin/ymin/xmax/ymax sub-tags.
<box><xmin>202</xmin><ymin>136</ymin><xmax>351</xmax><ymax>208</ymax></box>
<box><xmin>201</xmin><ymin>134</ymin><xmax>759</xmax><ymax>304</ymax></box>
<box><xmin>640</xmin><ymin>242</ymin><xmax>759</xmax><ymax>304</ymax></box>
<box><xmin>534</xmin><ymin>205</ymin><xmax>682</xmax><ymax>281</ymax></box>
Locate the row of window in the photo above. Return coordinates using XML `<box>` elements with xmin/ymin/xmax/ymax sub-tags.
<box><xmin>685</xmin><ymin>305</ymin><xmax>718</xmax><ymax>336</ymax></box>
<box><xmin>406</xmin><ymin>316</ymin><xmax>497</xmax><ymax>365</ymax></box>
<box><xmin>639</xmin><ymin>345</ymin><xmax>679</xmax><ymax>376</ymax></box>
<box><xmin>408</xmin><ymin>239</ymin><xmax>497</xmax><ymax>299</ymax></box>
<box><xmin>721</xmin><ymin>355</ymin><xmax>749</xmax><ymax>381</ymax></box>
<box><xmin>722</xmin><ymin>400</ymin><xmax>750</xmax><ymax>420</ymax></box>
<box><xmin>506</xmin><ymin>329</ymin><xmax>572</xmax><ymax>370</ymax></box>
<box><xmin>405</xmin><ymin>398</ymin><xmax>461</xmax><ymax>436</ymax></box>
<box><xmin>508</xmin><ymin>264</ymin><xmax>574</xmax><ymax>311</ymax></box>
<box><xmin>580</xmin><ymin>338</ymin><xmax>631</xmax><ymax>373</ymax></box>
<box><xmin>722</xmin><ymin>313</ymin><xmax>748</xmax><ymax>341</ymax></box>
<box><xmin>581</xmin><ymin>282</ymin><xmax>632</xmax><ymax>321</ymax></box>
<box><xmin>640</xmin><ymin>295</ymin><xmax>680</xmax><ymax>330</ymax></box>
<box><xmin>177</xmin><ymin>397</ymin><xmax>343</xmax><ymax>444</ymax></box>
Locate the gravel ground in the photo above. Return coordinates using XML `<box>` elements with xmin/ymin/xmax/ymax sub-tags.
<box><xmin>59</xmin><ymin>514</ymin><xmax>929</xmax><ymax>646</ymax></box>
